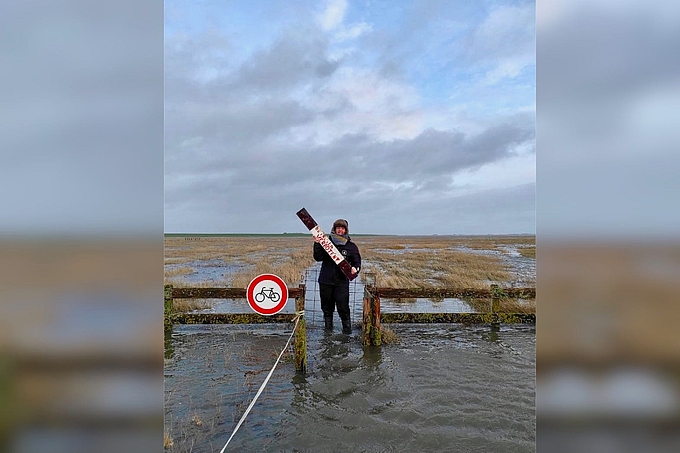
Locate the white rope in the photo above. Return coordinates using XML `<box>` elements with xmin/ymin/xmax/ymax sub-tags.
<box><xmin>219</xmin><ymin>311</ymin><xmax>304</xmax><ymax>452</ymax></box>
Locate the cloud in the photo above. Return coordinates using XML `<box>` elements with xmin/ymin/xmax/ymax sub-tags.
<box><xmin>333</xmin><ymin>22</ymin><xmax>372</xmax><ymax>42</ymax></box>
<box><xmin>293</xmin><ymin>66</ymin><xmax>424</xmax><ymax>143</ymax></box>
<box><xmin>318</xmin><ymin>0</ymin><xmax>347</xmax><ymax>31</ymax></box>
<box><xmin>165</xmin><ymin>112</ymin><xmax>535</xmax><ymax>217</ymax></box>
<box><xmin>233</xmin><ymin>27</ymin><xmax>338</xmax><ymax>92</ymax></box>
<box><xmin>164</xmin><ymin>1</ymin><xmax>536</xmax><ymax>234</ymax></box>
<box><xmin>466</xmin><ymin>3</ymin><xmax>535</xmax><ymax>85</ymax></box>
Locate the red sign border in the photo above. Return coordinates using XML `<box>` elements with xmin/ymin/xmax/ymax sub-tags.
<box><xmin>246</xmin><ymin>273</ymin><xmax>289</xmax><ymax>315</ymax></box>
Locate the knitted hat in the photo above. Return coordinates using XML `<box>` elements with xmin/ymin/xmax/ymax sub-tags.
<box><xmin>332</xmin><ymin>219</ymin><xmax>349</xmax><ymax>233</ymax></box>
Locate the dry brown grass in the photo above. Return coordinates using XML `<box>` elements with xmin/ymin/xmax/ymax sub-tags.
<box><xmin>164</xmin><ymin>236</ymin><xmax>315</xmax><ymax>287</ymax></box>
<box><xmin>164</xmin><ymin>432</ymin><xmax>173</xmax><ymax>449</ymax></box>
<box><xmin>172</xmin><ymin>299</ymin><xmax>212</xmax><ymax>312</ymax></box>
<box><xmin>358</xmin><ymin>238</ymin><xmax>514</xmax><ymax>289</ymax></box>
<box><xmin>231</xmin><ymin>248</ymin><xmax>315</xmax><ymax>288</ymax></box>
<box><xmin>466</xmin><ymin>297</ymin><xmax>535</xmax><ymax>314</ymax></box>
<box><xmin>164</xmin><ymin>280</ymin><xmax>222</xmax><ymax>289</ymax></box>
<box><xmin>518</xmin><ymin>247</ymin><xmax>536</xmax><ymax>259</ymax></box>
<box><xmin>165</xmin><ymin>266</ymin><xmax>194</xmax><ymax>278</ymax></box>
<box><xmin>380</xmin><ymin>327</ymin><xmax>400</xmax><ymax>344</ymax></box>
<box><xmin>498</xmin><ymin>298</ymin><xmax>535</xmax><ymax>313</ymax></box>
<box><xmin>164</xmin><ymin>234</ymin><xmax>535</xmax><ymax>289</ymax></box>
<box><xmin>466</xmin><ymin>298</ymin><xmax>493</xmax><ymax>313</ymax></box>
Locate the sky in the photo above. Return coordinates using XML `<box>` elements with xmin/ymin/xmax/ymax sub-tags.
<box><xmin>164</xmin><ymin>0</ymin><xmax>536</xmax><ymax>235</ymax></box>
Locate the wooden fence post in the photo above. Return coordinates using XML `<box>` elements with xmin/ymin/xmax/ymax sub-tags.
<box><xmin>363</xmin><ymin>286</ymin><xmax>382</xmax><ymax>346</ymax></box>
<box><xmin>164</xmin><ymin>285</ymin><xmax>173</xmax><ymax>330</ymax></box>
<box><xmin>294</xmin><ymin>284</ymin><xmax>307</xmax><ymax>373</ymax></box>
<box><xmin>490</xmin><ymin>284</ymin><xmax>500</xmax><ymax>329</ymax></box>
<box><xmin>372</xmin><ymin>291</ymin><xmax>381</xmax><ymax>346</ymax></box>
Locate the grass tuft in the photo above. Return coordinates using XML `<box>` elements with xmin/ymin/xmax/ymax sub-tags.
<box><xmin>518</xmin><ymin>247</ymin><xmax>536</xmax><ymax>259</ymax></box>
<box><xmin>164</xmin><ymin>432</ymin><xmax>173</xmax><ymax>449</ymax></box>
<box><xmin>172</xmin><ymin>299</ymin><xmax>212</xmax><ymax>313</ymax></box>
<box><xmin>380</xmin><ymin>327</ymin><xmax>399</xmax><ymax>344</ymax></box>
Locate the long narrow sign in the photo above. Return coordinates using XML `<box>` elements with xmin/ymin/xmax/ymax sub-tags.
<box><xmin>296</xmin><ymin>208</ymin><xmax>358</xmax><ymax>281</ymax></box>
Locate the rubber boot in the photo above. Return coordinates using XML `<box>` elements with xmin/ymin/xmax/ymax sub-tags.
<box><xmin>341</xmin><ymin>317</ymin><xmax>352</xmax><ymax>335</ymax></box>
<box><xmin>324</xmin><ymin>316</ymin><xmax>333</xmax><ymax>331</ymax></box>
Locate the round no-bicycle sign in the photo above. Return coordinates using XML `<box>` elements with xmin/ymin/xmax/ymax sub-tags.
<box><xmin>246</xmin><ymin>274</ymin><xmax>289</xmax><ymax>315</ymax></box>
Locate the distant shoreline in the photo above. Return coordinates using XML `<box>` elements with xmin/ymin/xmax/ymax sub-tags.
<box><xmin>164</xmin><ymin>233</ymin><xmax>536</xmax><ymax>238</ymax></box>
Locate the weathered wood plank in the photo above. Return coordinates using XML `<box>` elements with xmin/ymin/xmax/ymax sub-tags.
<box><xmin>380</xmin><ymin>313</ymin><xmax>535</xmax><ymax>324</ymax></box>
<box><xmin>362</xmin><ymin>290</ymin><xmax>371</xmax><ymax>346</ymax></box>
<box><xmin>362</xmin><ymin>286</ymin><xmax>382</xmax><ymax>346</ymax></box>
<box><xmin>170</xmin><ymin>286</ymin><xmax>533</xmax><ymax>300</ymax></box>
<box><xmin>172</xmin><ymin>313</ymin><xmax>296</xmax><ymax>324</ymax></box>
<box><xmin>172</xmin><ymin>287</ymin><xmax>303</xmax><ymax>299</ymax></box>
<box><xmin>169</xmin><ymin>312</ymin><xmax>535</xmax><ymax>325</ymax></box>
<box><xmin>294</xmin><ymin>286</ymin><xmax>307</xmax><ymax>373</ymax></box>
<box><xmin>374</xmin><ymin>287</ymin><xmax>535</xmax><ymax>299</ymax></box>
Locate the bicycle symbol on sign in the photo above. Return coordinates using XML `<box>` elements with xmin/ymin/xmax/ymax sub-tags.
<box><xmin>254</xmin><ymin>287</ymin><xmax>281</xmax><ymax>304</ymax></box>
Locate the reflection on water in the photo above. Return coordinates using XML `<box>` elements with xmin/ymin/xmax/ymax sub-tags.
<box><xmin>164</xmin><ymin>324</ymin><xmax>535</xmax><ymax>452</ymax></box>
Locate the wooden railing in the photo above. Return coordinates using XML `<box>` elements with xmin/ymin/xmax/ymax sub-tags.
<box><xmin>164</xmin><ymin>283</ymin><xmax>536</xmax><ymax>362</ymax></box>
<box><xmin>360</xmin><ymin>284</ymin><xmax>535</xmax><ymax>346</ymax></box>
<box><xmin>165</xmin><ymin>284</ymin><xmax>307</xmax><ymax>373</ymax></box>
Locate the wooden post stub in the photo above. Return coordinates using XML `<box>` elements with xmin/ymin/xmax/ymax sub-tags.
<box><xmin>294</xmin><ymin>284</ymin><xmax>307</xmax><ymax>373</ymax></box>
<box><xmin>490</xmin><ymin>284</ymin><xmax>500</xmax><ymax>328</ymax></box>
<box><xmin>372</xmin><ymin>293</ymin><xmax>381</xmax><ymax>346</ymax></box>
<box><xmin>164</xmin><ymin>285</ymin><xmax>173</xmax><ymax>315</ymax></box>
<box><xmin>164</xmin><ymin>285</ymin><xmax>173</xmax><ymax>330</ymax></box>
<box><xmin>363</xmin><ymin>286</ymin><xmax>372</xmax><ymax>346</ymax></box>
<box><xmin>490</xmin><ymin>284</ymin><xmax>500</xmax><ymax>312</ymax></box>
<box><xmin>363</xmin><ymin>286</ymin><xmax>381</xmax><ymax>346</ymax></box>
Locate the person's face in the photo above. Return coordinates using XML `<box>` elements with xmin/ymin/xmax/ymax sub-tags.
<box><xmin>334</xmin><ymin>226</ymin><xmax>346</xmax><ymax>235</ymax></box>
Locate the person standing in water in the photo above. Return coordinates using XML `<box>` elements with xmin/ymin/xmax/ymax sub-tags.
<box><xmin>313</xmin><ymin>219</ymin><xmax>361</xmax><ymax>334</ymax></box>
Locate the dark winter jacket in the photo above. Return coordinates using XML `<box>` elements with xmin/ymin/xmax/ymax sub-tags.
<box><xmin>314</xmin><ymin>236</ymin><xmax>361</xmax><ymax>286</ymax></box>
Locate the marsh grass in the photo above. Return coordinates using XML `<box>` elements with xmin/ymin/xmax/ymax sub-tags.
<box><xmin>172</xmin><ymin>299</ymin><xmax>212</xmax><ymax>312</ymax></box>
<box><xmin>360</xmin><ymin>248</ymin><xmax>511</xmax><ymax>289</ymax></box>
<box><xmin>498</xmin><ymin>298</ymin><xmax>535</xmax><ymax>313</ymax></box>
<box><xmin>165</xmin><ymin>266</ymin><xmax>194</xmax><ymax>278</ymax></box>
<box><xmin>518</xmin><ymin>247</ymin><xmax>536</xmax><ymax>259</ymax></box>
<box><xmin>380</xmin><ymin>327</ymin><xmax>399</xmax><ymax>344</ymax></box>
<box><xmin>467</xmin><ymin>298</ymin><xmax>493</xmax><ymax>313</ymax></box>
<box><xmin>467</xmin><ymin>297</ymin><xmax>535</xmax><ymax>314</ymax></box>
<box><xmin>164</xmin><ymin>280</ymin><xmax>222</xmax><ymax>289</ymax></box>
<box><xmin>165</xmin><ymin>234</ymin><xmax>535</xmax><ymax>291</ymax></box>
<box><xmin>164</xmin><ymin>432</ymin><xmax>173</xmax><ymax>449</ymax></box>
<box><xmin>164</xmin><ymin>236</ymin><xmax>315</xmax><ymax>287</ymax></box>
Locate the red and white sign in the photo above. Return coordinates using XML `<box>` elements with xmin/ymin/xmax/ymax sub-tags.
<box><xmin>296</xmin><ymin>207</ymin><xmax>358</xmax><ymax>281</ymax></box>
<box><xmin>246</xmin><ymin>274</ymin><xmax>289</xmax><ymax>315</ymax></box>
<box><xmin>310</xmin><ymin>225</ymin><xmax>345</xmax><ymax>265</ymax></box>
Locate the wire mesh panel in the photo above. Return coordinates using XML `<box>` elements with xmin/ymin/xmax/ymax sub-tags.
<box><xmin>301</xmin><ymin>265</ymin><xmax>366</xmax><ymax>328</ymax></box>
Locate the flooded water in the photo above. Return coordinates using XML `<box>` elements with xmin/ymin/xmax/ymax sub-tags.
<box><xmin>166</xmin><ymin>260</ymin><xmax>252</xmax><ymax>285</ymax></box>
<box><xmin>164</xmin><ymin>240</ymin><xmax>535</xmax><ymax>451</ymax></box>
<box><xmin>164</xmin><ymin>323</ymin><xmax>535</xmax><ymax>452</ymax></box>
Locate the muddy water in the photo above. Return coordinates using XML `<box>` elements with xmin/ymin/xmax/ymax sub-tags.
<box><xmin>164</xmin><ymin>323</ymin><xmax>535</xmax><ymax>452</ymax></box>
